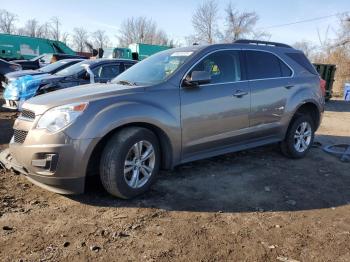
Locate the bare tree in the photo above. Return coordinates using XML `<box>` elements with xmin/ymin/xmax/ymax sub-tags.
<box><xmin>335</xmin><ymin>13</ymin><xmax>350</xmax><ymax>47</ymax></box>
<box><xmin>50</xmin><ymin>16</ymin><xmax>61</xmax><ymax>41</ymax></box>
<box><xmin>21</xmin><ymin>19</ymin><xmax>41</xmax><ymax>37</ymax></box>
<box><xmin>92</xmin><ymin>30</ymin><xmax>110</xmax><ymax>49</ymax></box>
<box><xmin>0</xmin><ymin>9</ymin><xmax>17</xmax><ymax>34</ymax></box>
<box><xmin>37</xmin><ymin>22</ymin><xmax>51</xmax><ymax>39</ymax></box>
<box><xmin>293</xmin><ymin>40</ymin><xmax>316</xmax><ymax>58</ymax></box>
<box><xmin>224</xmin><ymin>3</ymin><xmax>267</xmax><ymax>41</ymax></box>
<box><xmin>118</xmin><ymin>16</ymin><xmax>169</xmax><ymax>46</ymax></box>
<box><xmin>192</xmin><ymin>0</ymin><xmax>218</xmax><ymax>44</ymax></box>
<box><xmin>72</xmin><ymin>27</ymin><xmax>89</xmax><ymax>52</ymax></box>
<box><xmin>61</xmin><ymin>32</ymin><xmax>69</xmax><ymax>44</ymax></box>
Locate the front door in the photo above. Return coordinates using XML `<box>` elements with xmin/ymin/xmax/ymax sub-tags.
<box><xmin>180</xmin><ymin>50</ymin><xmax>250</xmax><ymax>160</ymax></box>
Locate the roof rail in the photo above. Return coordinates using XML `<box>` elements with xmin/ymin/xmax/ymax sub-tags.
<box><xmin>234</xmin><ymin>39</ymin><xmax>292</xmax><ymax>48</ymax></box>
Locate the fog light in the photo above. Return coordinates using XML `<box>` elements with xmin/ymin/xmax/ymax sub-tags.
<box><xmin>31</xmin><ymin>153</ymin><xmax>59</xmax><ymax>172</ymax></box>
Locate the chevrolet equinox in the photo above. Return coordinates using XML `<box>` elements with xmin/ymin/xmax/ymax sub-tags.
<box><xmin>0</xmin><ymin>40</ymin><xmax>324</xmax><ymax>199</ymax></box>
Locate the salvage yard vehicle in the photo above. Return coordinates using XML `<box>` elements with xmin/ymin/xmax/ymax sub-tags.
<box><xmin>2</xmin><ymin>58</ymin><xmax>136</xmax><ymax>110</ymax></box>
<box><xmin>0</xmin><ymin>54</ymin><xmax>85</xmax><ymax>88</ymax></box>
<box><xmin>12</xmin><ymin>53</ymin><xmax>87</xmax><ymax>70</ymax></box>
<box><xmin>4</xmin><ymin>58</ymin><xmax>84</xmax><ymax>85</ymax></box>
<box><xmin>0</xmin><ymin>40</ymin><xmax>324</xmax><ymax>199</ymax></box>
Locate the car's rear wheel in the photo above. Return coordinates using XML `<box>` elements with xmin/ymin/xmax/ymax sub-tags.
<box><xmin>280</xmin><ymin>114</ymin><xmax>315</xmax><ymax>158</ymax></box>
<box><xmin>100</xmin><ymin>127</ymin><xmax>160</xmax><ymax>199</ymax></box>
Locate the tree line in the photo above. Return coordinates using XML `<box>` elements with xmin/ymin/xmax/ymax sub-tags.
<box><xmin>0</xmin><ymin>1</ymin><xmax>268</xmax><ymax>52</ymax></box>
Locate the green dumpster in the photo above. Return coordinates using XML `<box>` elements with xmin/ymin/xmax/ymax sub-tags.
<box><xmin>313</xmin><ymin>63</ymin><xmax>336</xmax><ymax>101</ymax></box>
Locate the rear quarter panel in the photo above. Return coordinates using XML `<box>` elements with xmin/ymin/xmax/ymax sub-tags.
<box><xmin>280</xmin><ymin>73</ymin><xmax>323</xmax><ymax>136</ymax></box>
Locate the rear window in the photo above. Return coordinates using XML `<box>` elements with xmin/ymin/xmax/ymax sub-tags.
<box><xmin>245</xmin><ymin>51</ymin><xmax>292</xmax><ymax>80</ymax></box>
<box><xmin>286</xmin><ymin>52</ymin><xmax>318</xmax><ymax>75</ymax></box>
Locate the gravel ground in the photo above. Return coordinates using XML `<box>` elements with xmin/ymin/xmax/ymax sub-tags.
<box><xmin>0</xmin><ymin>96</ymin><xmax>350</xmax><ymax>262</ymax></box>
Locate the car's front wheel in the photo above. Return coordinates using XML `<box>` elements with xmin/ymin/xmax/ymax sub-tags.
<box><xmin>100</xmin><ymin>127</ymin><xmax>160</xmax><ymax>199</ymax></box>
<box><xmin>280</xmin><ymin>114</ymin><xmax>315</xmax><ymax>158</ymax></box>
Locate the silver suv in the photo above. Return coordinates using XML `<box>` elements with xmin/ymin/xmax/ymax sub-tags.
<box><xmin>0</xmin><ymin>40</ymin><xmax>324</xmax><ymax>199</ymax></box>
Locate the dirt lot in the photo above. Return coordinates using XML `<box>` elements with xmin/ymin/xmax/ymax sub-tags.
<box><xmin>0</xmin><ymin>97</ymin><xmax>350</xmax><ymax>262</ymax></box>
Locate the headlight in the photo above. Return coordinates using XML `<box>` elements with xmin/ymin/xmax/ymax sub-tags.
<box><xmin>36</xmin><ymin>102</ymin><xmax>89</xmax><ymax>132</ymax></box>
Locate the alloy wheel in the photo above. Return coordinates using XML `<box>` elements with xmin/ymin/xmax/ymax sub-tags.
<box><xmin>123</xmin><ymin>140</ymin><xmax>155</xmax><ymax>189</ymax></box>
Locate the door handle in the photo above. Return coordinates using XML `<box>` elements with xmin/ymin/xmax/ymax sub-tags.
<box><xmin>233</xmin><ymin>90</ymin><xmax>248</xmax><ymax>98</ymax></box>
<box><xmin>284</xmin><ymin>85</ymin><xmax>294</xmax><ymax>89</ymax></box>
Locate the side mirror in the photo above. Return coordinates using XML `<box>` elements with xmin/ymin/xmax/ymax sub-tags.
<box><xmin>183</xmin><ymin>71</ymin><xmax>211</xmax><ymax>88</ymax></box>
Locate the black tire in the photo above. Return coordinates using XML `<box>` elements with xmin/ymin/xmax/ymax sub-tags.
<box><xmin>100</xmin><ymin>127</ymin><xmax>160</xmax><ymax>199</ymax></box>
<box><xmin>280</xmin><ymin>114</ymin><xmax>315</xmax><ymax>159</ymax></box>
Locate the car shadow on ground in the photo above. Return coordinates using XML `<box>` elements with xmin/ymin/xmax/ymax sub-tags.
<box><xmin>69</xmin><ymin>134</ymin><xmax>350</xmax><ymax>213</ymax></box>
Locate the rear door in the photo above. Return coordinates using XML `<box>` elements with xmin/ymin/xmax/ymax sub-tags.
<box><xmin>180</xmin><ymin>50</ymin><xmax>251</xmax><ymax>159</ymax></box>
<box><xmin>245</xmin><ymin>50</ymin><xmax>293</xmax><ymax>138</ymax></box>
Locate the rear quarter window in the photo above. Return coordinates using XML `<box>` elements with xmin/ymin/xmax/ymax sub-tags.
<box><xmin>245</xmin><ymin>51</ymin><xmax>292</xmax><ymax>80</ymax></box>
<box><xmin>286</xmin><ymin>52</ymin><xmax>318</xmax><ymax>75</ymax></box>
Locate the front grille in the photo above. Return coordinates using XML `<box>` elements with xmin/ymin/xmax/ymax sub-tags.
<box><xmin>13</xmin><ymin>129</ymin><xmax>28</xmax><ymax>144</ymax></box>
<box><xmin>20</xmin><ymin>110</ymin><xmax>35</xmax><ymax>120</ymax></box>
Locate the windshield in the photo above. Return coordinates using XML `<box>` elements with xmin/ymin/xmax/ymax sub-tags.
<box><xmin>39</xmin><ymin>60</ymin><xmax>72</xmax><ymax>73</ymax></box>
<box><xmin>55</xmin><ymin>60</ymin><xmax>94</xmax><ymax>77</ymax></box>
<box><xmin>112</xmin><ymin>49</ymin><xmax>195</xmax><ymax>85</ymax></box>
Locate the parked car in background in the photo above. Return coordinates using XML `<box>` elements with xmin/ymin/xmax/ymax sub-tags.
<box><xmin>2</xmin><ymin>59</ymin><xmax>137</xmax><ymax>110</ymax></box>
<box><xmin>0</xmin><ymin>59</ymin><xmax>22</xmax><ymax>88</ymax></box>
<box><xmin>13</xmin><ymin>53</ymin><xmax>87</xmax><ymax>70</ymax></box>
<box><xmin>4</xmin><ymin>59</ymin><xmax>84</xmax><ymax>85</ymax></box>
<box><xmin>0</xmin><ymin>40</ymin><xmax>324</xmax><ymax>199</ymax></box>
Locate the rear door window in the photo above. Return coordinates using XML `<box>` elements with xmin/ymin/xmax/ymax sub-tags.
<box><xmin>245</xmin><ymin>51</ymin><xmax>292</xmax><ymax>80</ymax></box>
<box><xmin>190</xmin><ymin>50</ymin><xmax>242</xmax><ymax>84</ymax></box>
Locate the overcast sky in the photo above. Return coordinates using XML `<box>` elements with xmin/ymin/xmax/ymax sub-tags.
<box><xmin>2</xmin><ymin>0</ymin><xmax>349</xmax><ymax>46</ymax></box>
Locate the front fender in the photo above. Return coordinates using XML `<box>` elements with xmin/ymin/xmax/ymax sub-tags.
<box><xmin>64</xmin><ymin>98</ymin><xmax>182</xmax><ymax>166</ymax></box>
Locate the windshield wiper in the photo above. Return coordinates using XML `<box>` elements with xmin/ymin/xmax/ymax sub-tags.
<box><xmin>115</xmin><ymin>80</ymin><xmax>136</xmax><ymax>86</ymax></box>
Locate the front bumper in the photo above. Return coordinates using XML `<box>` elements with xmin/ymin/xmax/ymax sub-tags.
<box><xmin>0</xmin><ymin>148</ymin><xmax>85</xmax><ymax>194</ymax></box>
<box><xmin>0</xmin><ymin>124</ymin><xmax>97</xmax><ymax>194</ymax></box>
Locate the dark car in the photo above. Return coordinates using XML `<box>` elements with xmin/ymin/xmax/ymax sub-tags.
<box><xmin>2</xmin><ymin>58</ymin><xmax>137</xmax><ymax>110</ymax></box>
<box><xmin>4</xmin><ymin>59</ymin><xmax>84</xmax><ymax>85</ymax></box>
<box><xmin>13</xmin><ymin>53</ymin><xmax>87</xmax><ymax>70</ymax></box>
<box><xmin>0</xmin><ymin>59</ymin><xmax>22</xmax><ymax>88</ymax></box>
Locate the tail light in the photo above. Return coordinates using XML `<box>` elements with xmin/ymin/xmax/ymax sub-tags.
<box><xmin>320</xmin><ymin>78</ymin><xmax>326</xmax><ymax>97</ymax></box>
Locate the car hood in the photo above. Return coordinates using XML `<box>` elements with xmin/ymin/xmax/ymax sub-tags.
<box><xmin>5</xmin><ymin>70</ymin><xmax>43</xmax><ymax>80</ymax></box>
<box><xmin>22</xmin><ymin>83</ymin><xmax>144</xmax><ymax>115</ymax></box>
<box><xmin>38</xmin><ymin>74</ymin><xmax>66</xmax><ymax>84</ymax></box>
